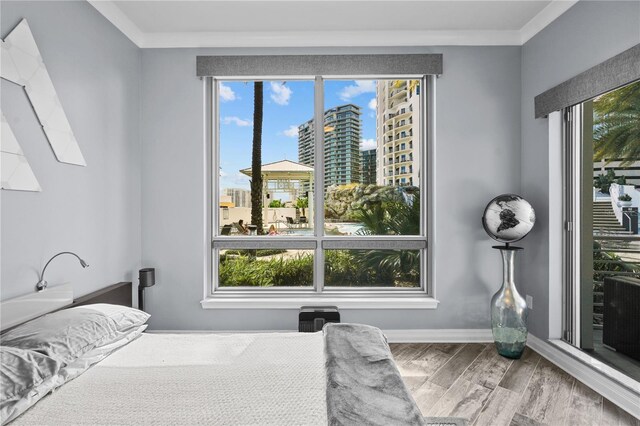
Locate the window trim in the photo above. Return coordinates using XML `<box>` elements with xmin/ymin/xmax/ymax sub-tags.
<box><xmin>202</xmin><ymin>73</ymin><xmax>437</xmax><ymax>307</ymax></box>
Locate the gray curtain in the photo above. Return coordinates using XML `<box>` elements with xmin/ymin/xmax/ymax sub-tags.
<box><xmin>535</xmin><ymin>44</ymin><xmax>640</xmax><ymax>118</ymax></box>
<box><xmin>196</xmin><ymin>54</ymin><xmax>442</xmax><ymax>77</ymax></box>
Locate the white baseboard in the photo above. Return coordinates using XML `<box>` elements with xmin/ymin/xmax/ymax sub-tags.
<box><xmin>147</xmin><ymin>329</ymin><xmax>296</xmax><ymax>334</ymax></box>
<box><xmin>147</xmin><ymin>328</ymin><xmax>494</xmax><ymax>343</ymax></box>
<box><xmin>383</xmin><ymin>329</ymin><xmax>493</xmax><ymax>343</ymax></box>
<box><xmin>527</xmin><ymin>334</ymin><xmax>640</xmax><ymax>419</ymax></box>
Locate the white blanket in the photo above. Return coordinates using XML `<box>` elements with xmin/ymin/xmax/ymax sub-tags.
<box><xmin>12</xmin><ymin>332</ymin><xmax>327</xmax><ymax>426</ymax></box>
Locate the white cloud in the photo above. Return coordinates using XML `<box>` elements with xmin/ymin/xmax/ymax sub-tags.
<box><xmin>223</xmin><ymin>116</ymin><xmax>252</xmax><ymax>127</ymax></box>
<box><xmin>360</xmin><ymin>138</ymin><xmax>377</xmax><ymax>151</ymax></box>
<box><xmin>339</xmin><ymin>81</ymin><xmax>376</xmax><ymax>101</ymax></box>
<box><xmin>283</xmin><ymin>125</ymin><xmax>299</xmax><ymax>138</ymax></box>
<box><xmin>368</xmin><ymin>98</ymin><xmax>377</xmax><ymax>110</ymax></box>
<box><xmin>220</xmin><ymin>171</ymin><xmax>251</xmax><ymax>189</ymax></box>
<box><xmin>219</xmin><ymin>83</ymin><xmax>237</xmax><ymax>102</ymax></box>
<box><xmin>269</xmin><ymin>82</ymin><xmax>292</xmax><ymax>105</ymax></box>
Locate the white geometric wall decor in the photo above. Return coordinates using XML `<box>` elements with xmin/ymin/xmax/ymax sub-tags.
<box><xmin>1</xmin><ymin>111</ymin><xmax>41</xmax><ymax>191</ymax></box>
<box><xmin>1</xmin><ymin>19</ymin><xmax>85</xmax><ymax>166</ymax></box>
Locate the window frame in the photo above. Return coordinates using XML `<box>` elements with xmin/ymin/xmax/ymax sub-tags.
<box><xmin>203</xmin><ymin>74</ymin><xmax>436</xmax><ymax>303</ymax></box>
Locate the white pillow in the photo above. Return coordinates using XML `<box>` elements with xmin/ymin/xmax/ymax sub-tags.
<box><xmin>77</xmin><ymin>304</ymin><xmax>150</xmax><ymax>333</ymax></box>
<box><xmin>59</xmin><ymin>324</ymin><xmax>147</xmax><ymax>383</ymax></box>
<box><xmin>0</xmin><ymin>347</ymin><xmax>61</xmax><ymax>424</ymax></box>
<box><xmin>1</xmin><ymin>325</ymin><xmax>147</xmax><ymax>425</ymax></box>
<box><xmin>0</xmin><ymin>309</ymin><xmax>119</xmax><ymax>364</ymax></box>
<box><xmin>1</xmin><ymin>304</ymin><xmax>149</xmax><ymax>365</ymax></box>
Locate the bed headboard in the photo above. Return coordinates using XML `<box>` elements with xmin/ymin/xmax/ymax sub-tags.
<box><xmin>73</xmin><ymin>282</ymin><xmax>132</xmax><ymax>308</ymax></box>
<box><xmin>0</xmin><ymin>282</ymin><xmax>132</xmax><ymax>332</ymax></box>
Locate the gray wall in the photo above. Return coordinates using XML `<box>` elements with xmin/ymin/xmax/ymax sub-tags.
<box><xmin>520</xmin><ymin>1</ymin><xmax>640</xmax><ymax>338</ymax></box>
<box><xmin>9</xmin><ymin>1</ymin><xmax>631</xmax><ymax>335</ymax></box>
<box><xmin>0</xmin><ymin>2</ymin><xmax>142</xmax><ymax>300</ymax></box>
<box><xmin>140</xmin><ymin>46</ymin><xmax>522</xmax><ymax>330</ymax></box>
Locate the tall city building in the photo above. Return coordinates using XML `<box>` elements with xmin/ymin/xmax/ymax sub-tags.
<box><xmin>360</xmin><ymin>149</ymin><xmax>377</xmax><ymax>185</ymax></box>
<box><xmin>298</xmin><ymin>104</ymin><xmax>362</xmax><ymax>188</ymax></box>
<box><xmin>376</xmin><ymin>80</ymin><xmax>421</xmax><ymax>187</ymax></box>
<box><xmin>223</xmin><ymin>188</ymin><xmax>251</xmax><ymax>208</ymax></box>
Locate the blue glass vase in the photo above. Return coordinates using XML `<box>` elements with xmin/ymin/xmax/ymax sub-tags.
<box><xmin>491</xmin><ymin>247</ymin><xmax>528</xmax><ymax>359</ymax></box>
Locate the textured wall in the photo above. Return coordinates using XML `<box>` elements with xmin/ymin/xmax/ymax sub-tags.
<box><xmin>140</xmin><ymin>45</ymin><xmax>522</xmax><ymax>330</ymax></box>
<box><xmin>1</xmin><ymin>1</ymin><xmax>142</xmax><ymax>300</ymax></box>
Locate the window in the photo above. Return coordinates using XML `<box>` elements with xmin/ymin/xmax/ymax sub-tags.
<box><xmin>209</xmin><ymin>76</ymin><xmax>431</xmax><ymax>299</ymax></box>
<box><xmin>563</xmin><ymin>80</ymin><xmax>640</xmax><ymax>381</ymax></box>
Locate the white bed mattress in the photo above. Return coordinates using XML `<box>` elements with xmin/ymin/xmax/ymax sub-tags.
<box><xmin>12</xmin><ymin>332</ymin><xmax>327</xmax><ymax>426</ymax></box>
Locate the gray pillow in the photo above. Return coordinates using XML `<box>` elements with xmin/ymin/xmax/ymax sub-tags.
<box><xmin>0</xmin><ymin>346</ymin><xmax>61</xmax><ymax>423</ymax></box>
<box><xmin>0</xmin><ymin>308</ymin><xmax>119</xmax><ymax>364</ymax></box>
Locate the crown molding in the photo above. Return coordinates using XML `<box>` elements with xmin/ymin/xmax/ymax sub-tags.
<box><xmin>520</xmin><ymin>0</ymin><xmax>580</xmax><ymax>44</ymax></box>
<box><xmin>144</xmin><ymin>30</ymin><xmax>522</xmax><ymax>48</ymax></box>
<box><xmin>88</xmin><ymin>0</ymin><xmax>146</xmax><ymax>47</ymax></box>
<box><xmin>89</xmin><ymin>0</ymin><xmax>579</xmax><ymax>48</ymax></box>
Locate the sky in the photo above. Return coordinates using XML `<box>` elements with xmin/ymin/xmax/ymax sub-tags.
<box><xmin>218</xmin><ymin>80</ymin><xmax>379</xmax><ymax>192</ymax></box>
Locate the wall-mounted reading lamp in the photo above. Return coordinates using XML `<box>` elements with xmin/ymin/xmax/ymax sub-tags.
<box><xmin>36</xmin><ymin>252</ymin><xmax>89</xmax><ymax>292</ymax></box>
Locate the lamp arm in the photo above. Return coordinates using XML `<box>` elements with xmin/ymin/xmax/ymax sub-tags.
<box><xmin>39</xmin><ymin>252</ymin><xmax>86</xmax><ymax>282</ymax></box>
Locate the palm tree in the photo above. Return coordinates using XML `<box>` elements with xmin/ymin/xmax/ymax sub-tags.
<box><xmin>593</xmin><ymin>80</ymin><xmax>640</xmax><ymax>166</ymax></box>
<box><xmin>354</xmin><ymin>191</ymin><xmax>421</xmax><ymax>286</ymax></box>
<box><xmin>295</xmin><ymin>197</ymin><xmax>308</xmax><ymax>218</ymax></box>
<box><xmin>251</xmin><ymin>82</ymin><xmax>264</xmax><ymax>234</ymax></box>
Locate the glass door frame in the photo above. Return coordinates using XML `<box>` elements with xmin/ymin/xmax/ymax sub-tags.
<box><xmin>562</xmin><ymin>102</ymin><xmax>595</xmax><ymax>351</ymax></box>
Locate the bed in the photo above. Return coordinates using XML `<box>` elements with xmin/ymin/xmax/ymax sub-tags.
<box><xmin>0</xmin><ymin>282</ymin><xmax>430</xmax><ymax>425</ymax></box>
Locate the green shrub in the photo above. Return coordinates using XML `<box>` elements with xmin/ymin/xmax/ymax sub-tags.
<box><xmin>619</xmin><ymin>193</ymin><xmax>632</xmax><ymax>201</ymax></box>
<box><xmin>324</xmin><ymin>250</ymin><xmax>419</xmax><ymax>288</ymax></box>
<box><xmin>219</xmin><ymin>252</ymin><xmax>313</xmax><ymax>287</ymax></box>
<box><xmin>219</xmin><ymin>249</ymin><xmax>419</xmax><ymax>288</ymax></box>
<box><xmin>268</xmin><ymin>199</ymin><xmax>284</xmax><ymax>208</ymax></box>
<box><xmin>324</xmin><ymin>250</ymin><xmax>377</xmax><ymax>286</ymax></box>
<box><xmin>225</xmin><ymin>249</ymin><xmax>286</xmax><ymax>257</ymax></box>
<box><xmin>594</xmin><ymin>169</ymin><xmax>616</xmax><ymax>194</ymax></box>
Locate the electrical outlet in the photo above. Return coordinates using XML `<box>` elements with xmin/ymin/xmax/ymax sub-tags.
<box><xmin>526</xmin><ymin>295</ymin><xmax>533</xmax><ymax>309</ymax></box>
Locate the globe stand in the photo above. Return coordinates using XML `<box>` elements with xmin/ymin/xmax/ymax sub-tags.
<box><xmin>482</xmin><ymin>194</ymin><xmax>535</xmax><ymax>359</ymax></box>
<box><xmin>492</xmin><ymin>243</ymin><xmax>523</xmax><ymax>251</ymax></box>
<box><xmin>490</xmin><ymin>245</ymin><xmax>528</xmax><ymax>359</ymax></box>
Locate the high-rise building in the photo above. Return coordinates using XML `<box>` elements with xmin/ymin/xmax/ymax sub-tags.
<box><xmin>223</xmin><ymin>188</ymin><xmax>251</xmax><ymax>208</ymax></box>
<box><xmin>360</xmin><ymin>149</ymin><xmax>377</xmax><ymax>185</ymax></box>
<box><xmin>376</xmin><ymin>80</ymin><xmax>421</xmax><ymax>187</ymax></box>
<box><xmin>298</xmin><ymin>104</ymin><xmax>362</xmax><ymax>188</ymax></box>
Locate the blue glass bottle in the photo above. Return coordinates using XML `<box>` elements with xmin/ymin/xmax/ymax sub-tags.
<box><xmin>491</xmin><ymin>246</ymin><xmax>528</xmax><ymax>359</ymax></box>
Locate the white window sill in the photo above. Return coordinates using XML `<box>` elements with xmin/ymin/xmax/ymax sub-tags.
<box><xmin>200</xmin><ymin>296</ymin><xmax>439</xmax><ymax>310</ymax></box>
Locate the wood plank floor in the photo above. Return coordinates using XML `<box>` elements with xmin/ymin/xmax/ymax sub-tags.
<box><xmin>390</xmin><ymin>343</ymin><xmax>640</xmax><ymax>426</ymax></box>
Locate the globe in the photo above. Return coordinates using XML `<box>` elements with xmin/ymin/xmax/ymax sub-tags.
<box><xmin>482</xmin><ymin>194</ymin><xmax>536</xmax><ymax>243</ymax></box>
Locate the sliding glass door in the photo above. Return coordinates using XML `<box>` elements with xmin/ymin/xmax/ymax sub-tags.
<box><xmin>564</xmin><ymin>80</ymin><xmax>640</xmax><ymax>382</ymax></box>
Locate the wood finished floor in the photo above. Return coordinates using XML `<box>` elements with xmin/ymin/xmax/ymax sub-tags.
<box><xmin>389</xmin><ymin>343</ymin><xmax>640</xmax><ymax>426</ymax></box>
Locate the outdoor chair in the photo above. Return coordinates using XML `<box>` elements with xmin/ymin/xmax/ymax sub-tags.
<box><xmin>220</xmin><ymin>224</ymin><xmax>232</xmax><ymax>235</ymax></box>
<box><xmin>234</xmin><ymin>222</ymin><xmax>249</xmax><ymax>235</ymax></box>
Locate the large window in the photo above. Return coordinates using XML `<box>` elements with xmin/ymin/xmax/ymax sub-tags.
<box><xmin>210</xmin><ymin>76</ymin><xmax>430</xmax><ymax>296</ymax></box>
<box><xmin>563</xmin><ymin>80</ymin><xmax>640</xmax><ymax>382</ymax></box>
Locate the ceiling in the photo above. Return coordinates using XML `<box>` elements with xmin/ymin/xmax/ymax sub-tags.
<box><xmin>88</xmin><ymin>0</ymin><xmax>579</xmax><ymax>48</ymax></box>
